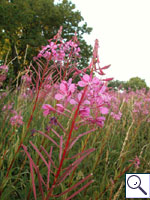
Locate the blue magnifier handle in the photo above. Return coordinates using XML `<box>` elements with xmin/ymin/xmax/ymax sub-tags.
<box><xmin>139</xmin><ymin>186</ymin><xmax>147</xmax><ymax>195</ymax></box>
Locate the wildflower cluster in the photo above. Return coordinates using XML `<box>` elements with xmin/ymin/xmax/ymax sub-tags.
<box><xmin>37</xmin><ymin>40</ymin><xmax>80</xmax><ymax>62</ymax></box>
<box><xmin>42</xmin><ymin>74</ymin><xmax>110</xmax><ymax>128</ymax></box>
<box><xmin>109</xmin><ymin>90</ymin><xmax>123</xmax><ymax>120</ymax></box>
<box><xmin>10</xmin><ymin>111</ymin><xmax>24</xmax><ymax>127</ymax></box>
<box><xmin>131</xmin><ymin>89</ymin><xmax>150</xmax><ymax>121</ymax></box>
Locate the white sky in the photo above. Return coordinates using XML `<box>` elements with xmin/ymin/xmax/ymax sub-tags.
<box><xmin>56</xmin><ymin>0</ymin><xmax>150</xmax><ymax>86</ymax></box>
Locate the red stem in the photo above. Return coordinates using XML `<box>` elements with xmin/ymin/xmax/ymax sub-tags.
<box><xmin>45</xmin><ymin>86</ymin><xmax>88</xmax><ymax>199</ymax></box>
<box><xmin>5</xmin><ymin>60</ymin><xmax>50</xmax><ymax>178</ymax></box>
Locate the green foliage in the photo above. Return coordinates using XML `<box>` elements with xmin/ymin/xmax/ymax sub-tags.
<box><xmin>126</xmin><ymin>77</ymin><xmax>148</xmax><ymax>91</ymax></box>
<box><xmin>108</xmin><ymin>80</ymin><xmax>126</xmax><ymax>90</ymax></box>
<box><xmin>108</xmin><ymin>77</ymin><xmax>149</xmax><ymax>91</ymax></box>
<box><xmin>0</xmin><ymin>0</ymin><xmax>92</xmax><ymax>77</ymax></box>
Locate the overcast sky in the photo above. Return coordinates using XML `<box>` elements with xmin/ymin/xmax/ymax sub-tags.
<box><xmin>57</xmin><ymin>0</ymin><xmax>150</xmax><ymax>86</ymax></box>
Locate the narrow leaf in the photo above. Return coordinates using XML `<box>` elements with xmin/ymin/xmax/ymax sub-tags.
<box><xmin>37</xmin><ymin>166</ymin><xmax>44</xmax><ymax>199</ymax></box>
<box><xmin>29</xmin><ymin>141</ymin><xmax>49</xmax><ymax>168</ymax></box>
<box><xmin>66</xmin><ymin>180</ymin><xmax>94</xmax><ymax>200</ymax></box>
<box><xmin>54</xmin><ymin>174</ymin><xmax>92</xmax><ymax>197</ymax></box>
<box><xmin>59</xmin><ymin>136</ymin><xmax>63</xmax><ymax>163</ymax></box>
<box><xmin>68</xmin><ymin>129</ymin><xmax>96</xmax><ymax>150</ymax></box>
<box><xmin>47</xmin><ymin>147</ymin><xmax>53</xmax><ymax>190</ymax></box>
<box><xmin>22</xmin><ymin>144</ymin><xmax>46</xmax><ymax>187</ymax></box>
<box><xmin>37</xmin><ymin>130</ymin><xmax>59</xmax><ymax>147</ymax></box>
<box><xmin>57</xmin><ymin>148</ymin><xmax>95</xmax><ymax>185</ymax></box>
<box><xmin>50</xmin><ymin>128</ymin><xmax>61</xmax><ymax>138</ymax></box>
<box><xmin>30</xmin><ymin>160</ymin><xmax>37</xmax><ymax>200</ymax></box>
<box><xmin>101</xmin><ymin>64</ymin><xmax>111</xmax><ymax>70</ymax></box>
<box><xmin>40</xmin><ymin>145</ymin><xmax>57</xmax><ymax>171</ymax></box>
<box><xmin>67</xmin><ymin>149</ymin><xmax>94</xmax><ymax>160</ymax></box>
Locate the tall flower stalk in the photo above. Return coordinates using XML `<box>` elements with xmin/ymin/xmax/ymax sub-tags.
<box><xmin>19</xmin><ymin>27</ymin><xmax>112</xmax><ymax>199</ymax></box>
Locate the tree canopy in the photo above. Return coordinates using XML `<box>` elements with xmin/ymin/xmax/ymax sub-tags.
<box><xmin>108</xmin><ymin>80</ymin><xmax>126</xmax><ymax>90</ymax></box>
<box><xmin>126</xmin><ymin>77</ymin><xmax>148</xmax><ymax>91</ymax></box>
<box><xmin>108</xmin><ymin>77</ymin><xmax>149</xmax><ymax>91</ymax></box>
<box><xmin>0</xmin><ymin>0</ymin><xmax>92</xmax><ymax>77</ymax></box>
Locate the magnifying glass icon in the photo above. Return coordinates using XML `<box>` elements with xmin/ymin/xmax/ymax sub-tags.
<box><xmin>127</xmin><ymin>175</ymin><xmax>147</xmax><ymax>195</ymax></box>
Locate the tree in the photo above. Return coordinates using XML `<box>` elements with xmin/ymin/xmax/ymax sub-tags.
<box><xmin>108</xmin><ymin>80</ymin><xmax>126</xmax><ymax>90</ymax></box>
<box><xmin>125</xmin><ymin>77</ymin><xmax>148</xmax><ymax>91</ymax></box>
<box><xmin>108</xmin><ymin>77</ymin><xmax>149</xmax><ymax>91</ymax></box>
<box><xmin>0</xmin><ymin>0</ymin><xmax>92</xmax><ymax>77</ymax></box>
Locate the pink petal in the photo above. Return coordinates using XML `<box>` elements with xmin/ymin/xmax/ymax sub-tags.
<box><xmin>42</xmin><ymin>104</ymin><xmax>48</xmax><ymax>110</ymax></box>
<box><xmin>79</xmin><ymin>107</ymin><xmax>90</xmax><ymax>117</ymax></box>
<box><xmin>55</xmin><ymin>94</ymin><xmax>64</xmax><ymax>100</ymax></box>
<box><xmin>97</xmin><ymin>116</ymin><xmax>106</xmax><ymax>121</ymax></box>
<box><xmin>68</xmin><ymin>78</ymin><xmax>72</xmax><ymax>85</ymax></box>
<box><xmin>100</xmin><ymin>85</ymin><xmax>107</xmax><ymax>93</ymax></box>
<box><xmin>83</xmin><ymin>100</ymin><xmax>90</xmax><ymax>105</ymax></box>
<box><xmin>60</xmin><ymin>82</ymin><xmax>67</xmax><ymax>93</ymax></box>
<box><xmin>56</xmin><ymin>104</ymin><xmax>64</xmax><ymax>112</ymax></box>
<box><xmin>42</xmin><ymin>104</ymin><xmax>54</xmax><ymax>111</ymax></box>
<box><xmin>78</xmin><ymin>93</ymin><xmax>82</xmax><ymax>101</ymax></box>
<box><xmin>83</xmin><ymin>74</ymin><xmax>90</xmax><ymax>82</ymax></box>
<box><xmin>69</xmin><ymin>84</ymin><xmax>75</xmax><ymax>93</ymax></box>
<box><xmin>78</xmin><ymin>81</ymin><xmax>87</xmax><ymax>87</ymax></box>
<box><xmin>92</xmin><ymin>77</ymin><xmax>100</xmax><ymax>84</ymax></box>
<box><xmin>70</xmin><ymin>99</ymin><xmax>77</xmax><ymax>105</ymax></box>
<box><xmin>43</xmin><ymin>110</ymin><xmax>49</xmax><ymax>116</ymax></box>
<box><xmin>42</xmin><ymin>104</ymin><xmax>55</xmax><ymax>116</ymax></box>
<box><xmin>100</xmin><ymin>107</ymin><xmax>109</xmax><ymax>115</ymax></box>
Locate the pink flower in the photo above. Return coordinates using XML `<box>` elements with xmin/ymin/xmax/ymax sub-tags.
<box><xmin>111</xmin><ymin>111</ymin><xmax>122</xmax><ymax>120</ymax></box>
<box><xmin>92</xmin><ymin>77</ymin><xmax>100</xmax><ymax>85</ymax></box>
<box><xmin>88</xmin><ymin>116</ymin><xmax>106</xmax><ymax>127</ymax></box>
<box><xmin>21</xmin><ymin>74</ymin><xmax>32</xmax><ymax>87</ymax></box>
<box><xmin>10</xmin><ymin>114</ymin><xmax>24</xmax><ymax>127</ymax></box>
<box><xmin>55</xmin><ymin>78</ymin><xmax>75</xmax><ymax>101</ymax></box>
<box><xmin>70</xmin><ymin>92</ymin><xmax>90</xmax><ymax>105</ymax></box>
<box><xmin>2</xmin><ymin>103</ymin><xmax>13</xmax><ymax>111</ymax></box>
<box><xmin>79</xmin><ymin>107</ymin><xmax>90</xmax><ymax>117</ymax></box>
<box><xmin>134</xmin><ymin>156</ymin><xmax>140</xmax><ymax>168</ymax></box>
<box><xmin>129</xmin><ymin>156</ymin><xmax>140</xmax><ymax>168</ymax></box>
<box><xmin>78</xmin><ymin>74</ymin><xmax>92</xmax><ymax>87</ymax></box>
<box><xmin>2</xmin><ymin>105</ymin><xmax>7</xmax><ymax>111</ymax></box>
<box><xmin>100</xmin><ymin>107</ymin><xmax>109</xmax><ymax>115</ymax></box>
<box><xmin>56</xmin><ymin>104</ymin><xmax>64</xmax><ymax>112</ymax></box>
<box><xmin>42</xmin><ymin>104</ymin><xmax>55</xmax><ymax>116</ymax></box>
<box><xmin>0</xmin><ymin>65</ymin><xmax>8</xmax><ymax>72</ymax></box>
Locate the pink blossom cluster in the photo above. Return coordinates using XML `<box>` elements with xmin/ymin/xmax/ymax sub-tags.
<box><xmin>20</xmin><ymin>88</ymin><xmax>34</xmax><ymax>100</ymax></box>
<box><xmin>42</xmin><ymin>74</ymin><xmax>111</xmax><ymax>128</ymax></box>
<box><xmin>2</xmin><ymin>102</ymin><xmax>14</xmax><ymax>111</ymax></box>
<box><xmin>10</xmin><ymin>112</ymin><xmax>24</xmax><ymax>127</ymax></box>
<box><xmin>108</xmin><ymin>88</ymin><xmax>150</xmax><ymax>122</ymax></box>
<box><xmin>129</xmin><ymin>155</ymin><xmax>140</xmax><ymax>168</ymax></box>
<box><xmin>108</xmin><ymin>91</ymin><xmax>122</xmax><ymax>120</ymax></box>
<box><xmin>37</xmin><ymin>40</ymin><xmax>80</xmax><ymax>62</ymax></box>
<box><xmin>21</xmin><ymin>74</ymin><xmax>32</xmax><ymax>87</ymax></box>
<box><xmin>131</xmin><ymin>89</ymin><xmax>150</xmax><ymax>121</ymax></box>
<box><xmin>55</xmin><ymin>78</ymin><xmax>76</xmax><ymax>102</ymax></box>
<box><xmin>0</xmin><ymin>65</ymin><xmax>8</xmax><ymax>72</ymax></box>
